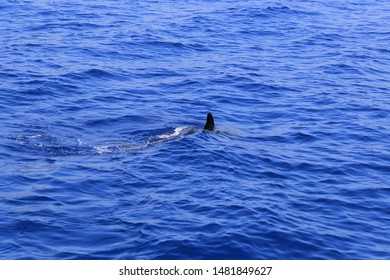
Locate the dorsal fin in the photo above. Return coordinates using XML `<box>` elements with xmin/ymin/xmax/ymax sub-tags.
<box><xmin>203</xmin><ymin>112</ymin><xmax>215</xmax><ymax>131</ymax></box>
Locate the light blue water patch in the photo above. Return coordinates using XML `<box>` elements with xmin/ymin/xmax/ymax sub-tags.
<box><xmin>0</xmin><ymin>0</ymin><xmax>389</xmax><ymax>259</ymax></box>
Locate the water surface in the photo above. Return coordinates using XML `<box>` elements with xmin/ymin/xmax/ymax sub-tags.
<box><xmin>0</xmin><ymin>0</ymin><xmax>389</xmax><ymax>259</ymax></box>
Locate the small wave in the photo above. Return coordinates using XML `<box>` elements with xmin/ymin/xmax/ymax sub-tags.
<box><xmin>62</xmin><ymin>68</ymin><xmax>118</xmax><ymax>82</ymax></box>
<box><xmin>319</xmin><ymin>63</ymin><xmax>365</xmax><ymax>76</ymax></box>
<box><xmin>290</xmin><ymin>132</ymin><xmax>318</xmax><ymax>143</ymax></box>
<box><xmin>265</xmin><ymin>5</ymin><xmax>322</xmax><ymax>16</ymax></box>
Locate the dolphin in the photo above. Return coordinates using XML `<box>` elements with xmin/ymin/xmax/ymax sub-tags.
<box><xmin>203</xmin><ymin>112</ymin><xmax>215</xmax><ymax>131</ymax></box>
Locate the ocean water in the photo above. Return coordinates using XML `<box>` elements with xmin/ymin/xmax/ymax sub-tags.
<box><xmin>0</xmin><ymin>0</ymin><xmax>389</xmax><ymax>260</ymax></box>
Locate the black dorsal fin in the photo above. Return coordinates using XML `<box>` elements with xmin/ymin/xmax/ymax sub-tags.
<box><xmin>203</xmin><ymin>112</ymin><xmax>215</xmax><ymax>131</ymax></box>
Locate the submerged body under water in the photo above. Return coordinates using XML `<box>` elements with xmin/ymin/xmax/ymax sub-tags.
<box><xmin>0</xmin><ymin>0</ymin><xmax>389</xmax><ymax>259</ymax></box>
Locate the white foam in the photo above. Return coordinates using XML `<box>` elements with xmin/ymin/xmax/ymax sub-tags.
<box><xmin>158</xmin><ymin>127</ymin><xmax>187</xmax><ymax>140</ymax></box>
<box><xmin>94</xmin><ymin>145</ymin><xmax>111</xmax><ymax>154</ymax></box>
<box><xmin>29</xmin><ymin>134</ymin><xmax>42</xmax><ymax>139</ymax></box>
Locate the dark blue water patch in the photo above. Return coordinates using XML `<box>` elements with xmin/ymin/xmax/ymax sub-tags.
<box><xmin>266</xmin><ymin>5</ymin><xmax>309</xmax><ymax>16</ymax></box>
<box><xmin>63</xmin><ymin>68</ymin><xmax>118</xmax><ymax>81</ymax></box>
<box><xmin>319</xmin><ymin>63</ymin><xmax>366</xmax><ymax>76</ymax></box>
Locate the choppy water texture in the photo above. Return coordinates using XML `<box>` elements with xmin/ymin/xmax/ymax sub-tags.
<box><xmin>1</xmin><ymin>0</ymin><xmax>389</xmax><ymax>259</ymax></box>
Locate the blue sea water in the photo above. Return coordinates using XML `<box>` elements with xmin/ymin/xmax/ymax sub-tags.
<box><xmin>1</xmin><ymin>0</ymin><xmax>389</xmax><ymax>260</ymax></box>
